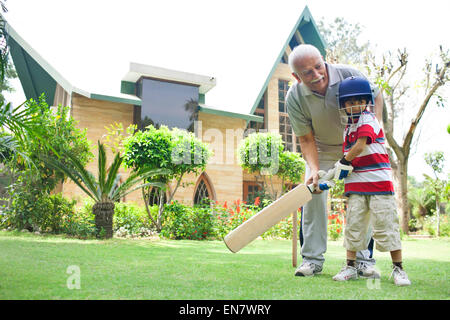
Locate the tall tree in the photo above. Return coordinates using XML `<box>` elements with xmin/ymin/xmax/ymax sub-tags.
<box><xmin>317</xmin><ymin>17</ymin><xmax>370</xmax><ymax>65</ymax></box>
<box><xmin>366</xmin><ymin>47</ymin><xmax>449</xmax><ymax>232</ymax></box>
<box><xmin>317</xmin><ymin>17</ymin><xmax>450</xmax><ymax>233</ymax></box>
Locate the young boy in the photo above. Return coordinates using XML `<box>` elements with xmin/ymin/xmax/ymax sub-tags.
<box><xmin>332</xmin><ymin>76</ymin><xmax>411</xmax><ymax>286</ymax></box>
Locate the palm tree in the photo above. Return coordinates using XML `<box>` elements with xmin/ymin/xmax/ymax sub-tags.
<box><xmin>408</xmin><ymin>187</ymin><xmax>433</xmax><ymax>218</ymax></box>
<box><xmin>0</xmin><ymin>5</ymin><xmax>46</xmax><ymax>163</ymax></box>
<box><xmin>43</xmin><ymin>141</ymin><xmax>169</xmax><ymax>238</ymax></box>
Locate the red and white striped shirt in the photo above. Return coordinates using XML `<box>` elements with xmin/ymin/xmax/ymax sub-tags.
<box><xmin>342</xmin><ymin>111</ymin><xmax>394</xmax><ymax>196</ymax></box>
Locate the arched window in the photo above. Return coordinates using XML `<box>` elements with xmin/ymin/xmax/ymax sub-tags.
<box><xmin>148</xmin><ymin>187</ymin><xmax>167</xmax><ymax>206</ymax></box>
<box><xmin>193</xmin><ymin>173</ymin><xmax>215</xmax><ymax>205</ymax></box>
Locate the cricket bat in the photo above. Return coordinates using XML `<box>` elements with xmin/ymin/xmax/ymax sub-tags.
<box><xmin>224</xmin><ymin>169</ymin><xmax>335</xmax><ymax>253</ymax></box>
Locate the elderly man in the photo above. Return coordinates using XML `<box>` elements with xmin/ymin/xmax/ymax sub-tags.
<box><xmin>286</xmin><ymin>44</ymin><xmax>383</xmax><ymax>277</ymax></box>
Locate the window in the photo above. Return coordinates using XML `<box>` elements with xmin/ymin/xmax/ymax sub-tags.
<box><xmin>278</xmin><ymin>79</ymin><xmax>302</xmax><ymax>152</ymax></box>
<box><xmin>194</xmin><ymin>173</ymin><xmax>215</xmax><ymax>205</ymax></box>
<box><xmin>279</xmin><ymin>114</ymin><xmax>294</xmax><ymax>151</ymax></box>
<box><xmin>278</xmin><ymin>80</ymin><xmax>289</xmax><ymax>113</ymax></box>
<box><xmin>296</xmin><ymin>136</ymin><xmax>302</xmax><ymax>154</ymax></box>
<box><xmin>135</xmin><ymin>78</ymin><xmax>199</xmax><ymax>131</ymax></box>
<box><xmin>148</xmin><ymin>187</ymin><xmax>167</xmax><ymax>206</ymax></box>
<box><xmin>194</xmin><ymin>180</ymin><xmax>209</xmax><ymax>205</ymax></box>
<box><xmin>243</xmin><ymin>181</ymin><xmax>263</xmax><ymax>203</ymax></box>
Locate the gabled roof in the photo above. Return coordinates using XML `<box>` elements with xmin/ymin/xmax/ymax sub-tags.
<box><xmin>5</xmin><ymin>22</ymin><xmax>142</xmax><ymax>106</ymax></box>
<box><xmin>3</xmin><ymin>1</ymin><xmax>323</xmax><ymax>114</ymax></box>
<box><xmin>248</xmin><ymin>6</ymin><xmax>326</xmax><ymax>116</ymax></box>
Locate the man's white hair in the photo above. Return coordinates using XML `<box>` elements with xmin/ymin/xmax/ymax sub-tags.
<box><xmin>288</xmin><ymin>44</ymin><xmax>322</xmax><ymax>74</ymax></box>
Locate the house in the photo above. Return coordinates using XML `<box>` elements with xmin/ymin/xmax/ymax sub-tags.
<box><xmin>4</xmin><ymin>5</ymin><xmax>326</xmax><ymax>205</ymax></box>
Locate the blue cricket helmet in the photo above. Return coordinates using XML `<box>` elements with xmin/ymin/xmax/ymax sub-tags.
<box><xmin>338</xmin><ymin>76</ymin><xmax>374</xmax><ymax>108</ymax></box>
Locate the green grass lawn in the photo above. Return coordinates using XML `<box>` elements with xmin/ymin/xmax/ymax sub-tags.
<box><xmin>0</xmin><ymin>230</ymin><xmax>449</xmax><ymax>300</ymax></box>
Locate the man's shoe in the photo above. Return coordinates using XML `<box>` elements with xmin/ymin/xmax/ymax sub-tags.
<box><xmin>294</xmin><ymin>261</ymin><xmax>322</xmax><ymax>277</ymax></box>
<box><xmin>357</xmin><ymin>262</ymin><xmax>381</xmax><ymax>279</ymax></box>
<box><xmin>333</xmin><ymin>265</ymin><xmax>358</xmax><ymax>281</ymax></box>
<box><xmin>390</xmin><ymin>266</ymin><xmax>411</xmax><ymax>286</ymax></box>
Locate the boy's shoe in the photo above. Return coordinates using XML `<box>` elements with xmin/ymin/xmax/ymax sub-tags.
<box><xmin>294</xmin><ymin>261</ymin><xmax>322</xmax><ymax>277</ymax></box>
<box><xmin>390</xmin><ymin>266</ymin><xmax>411</xmax><ymax>286</ymax></box>
<box><xmin>357</xmin><ymin>262</ymin><xmax>381</xmax><ymax>279</ymax></box>
<box><xmin>333</xmin><ymin>265</ymin><xmax>358</xmax><ymax>281</ymax></box>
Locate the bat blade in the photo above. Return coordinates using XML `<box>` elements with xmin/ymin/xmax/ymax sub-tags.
<box><xmin>224</xmin><ymin>184</ymin><xmax>312</xmax><ymax>253</ymax></box>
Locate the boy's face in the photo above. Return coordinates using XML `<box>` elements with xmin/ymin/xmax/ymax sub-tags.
<box><xmin>344</xmin><ymin>97</ymin><xmax>368</xmax><ymax>115</ymax></box>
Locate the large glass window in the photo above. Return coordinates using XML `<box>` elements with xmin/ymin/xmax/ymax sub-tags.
<box><xmin>278</xmin><ymin>80</ymin><xmax>294</xmax><ymax>151</ymax></box>
<box><xmin>135</xmin><ymin>78</ymin><xmax>199</xmax><ymax>131</ymax></box>
<box><xmin>279</xmin><ymin>114</ymin><xmax>294</xmax><ymax>151</ymax></box>
<box><xmin>278</xmin><ymin>80</ymin><xmax>289</xmax><ymax>113</ymax></box>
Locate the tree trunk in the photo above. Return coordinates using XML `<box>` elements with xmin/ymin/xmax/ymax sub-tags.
<box><xmin>436</xmin><ymin>197</ymin><xmax>440</xmax><ymax>237</ymax></box>
<box><xmin>93</xmin><ymin>201</ymin><xmax>115</xmax><ymax>239</ymax></box>
<box><xmin>142</xmin><ymin>187</ymin><xmax>158</xmax><ymax>230</ymax></box>
<box><xmin>157</xmin><ymin>190</ymin><xmax>164</xmax><ymax>232</ymax></box>
<box><xmin>394</xmin><ymin>160</ymin><xmax>410</xmax><ymax>234</ymax></box>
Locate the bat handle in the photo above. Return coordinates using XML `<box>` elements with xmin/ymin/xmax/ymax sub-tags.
<box><xmin>307</xmin><ymin>181</ymin><xmax>334</xmax><ymax>193</ymax></box>
<box><xmin>307</xmin><ymin>168</ymin><xmax>336</xmax><ymax>193</ymax></box>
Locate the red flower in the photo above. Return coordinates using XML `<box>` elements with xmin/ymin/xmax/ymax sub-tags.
<box><xmin>223</xmin><ymin>201</ymin><xmax>228</xmax><ymax>209</ymax></box>
<box><xmin>236</xmin><ymin>206</ymin><xmax>241</xmax><ymax>214</ymax></box>
<box><xmin>254</xmin><ymin>197</ymin><xmax>261</xmax><ymax>206</ymax></box>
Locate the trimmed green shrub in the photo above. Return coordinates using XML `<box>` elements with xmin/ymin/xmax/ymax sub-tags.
<box><xmin>113</xmin><ymin>202</ymin><xmax>155</xmax><ymax>237</ymax></box>
<box><xmin>123</xmin><ymin>125</ymin><xmax>212</xmax><ymax>232</ymax></box>
<box><xmin>160</xmin><ymin>201</ymin><xmax>214</xmax><ymax>240</ymax></box>
<box><xmin>3</xmin><ymin>192</ymin><xmax>76</xmax><ymax>232</ymax></box>
<box><xmin>61</xmin><ymin>209</ymin><xmax>97</xmax><ymax>239</ymax></box>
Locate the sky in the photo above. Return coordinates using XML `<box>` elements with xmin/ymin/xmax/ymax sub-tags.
<box><xmin>3</xmin><ymin>0</ymin><xmax>450</xmax><ymax>181</ymax></box>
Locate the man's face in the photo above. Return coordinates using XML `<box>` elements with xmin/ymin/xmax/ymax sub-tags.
<box><xmin>292</xmin><ymin>54</ymin><xmax>328</xmax><ymax>95</ymax></box>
